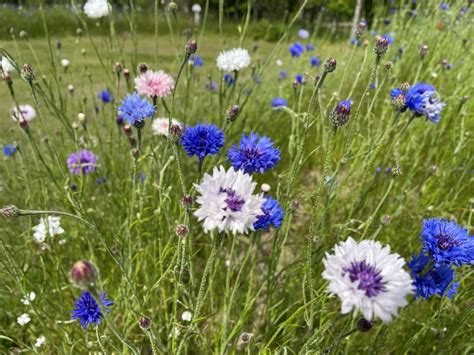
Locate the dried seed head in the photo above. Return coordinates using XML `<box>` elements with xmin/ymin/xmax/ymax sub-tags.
<box><xmin>384</xmin><ymin>61</ymin><xmax>393</xmax><ymax>71</ymax></box>
<box><xmin>69</xmin><ymin>260</ymin><xmax>99</xmax><ymax>289</ymax></box>
<box><xmin>0</xmin><ymin>205</ymin><xmax>20</xmax><ymax>218</ymax></box>
<box><xmin>138</xmin><ymin>316</ymin><xmax>152</xmax><ymax>330</ymax></box>
<box><xmin>225</xmin><ymin>104</ymin><xmax>240</xmax><ymax>122</ymax></box>
<box><xmin>185</xmin><ymin>40</ymin><xmax>198</xmax><ymax>55</ymax></box>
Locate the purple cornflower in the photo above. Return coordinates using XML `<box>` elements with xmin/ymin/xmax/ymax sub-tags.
<box><xmin>67</xmin><ymin>150</ymin><xmax>98</xmax><ymax>175</ymax></box>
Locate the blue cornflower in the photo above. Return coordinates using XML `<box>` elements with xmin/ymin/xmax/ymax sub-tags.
<box><xmin>390</xmin><ymin>88</ymin><xmax>404</xmax><ymax>100</ymax></box>
<box><xmin>310</xmin><ymin>56</ymin><xmax>321</xmax><ymax>67</ymax></box>
<box><xmin>206</xmin><ymin>80</ymin><xmax>218</xmax><ymax>92</ymax></box>
<box><xmin>118</xmin><ymin>92</ymin><xmax>156</xmax><ymax>128</ymax></box>
<box><xmin>298</xmin><ymin>29</ymin><xmax>309</xmax><ymax>39</ymax></box>
<box><xmin>272</xmin><ymin>97</ymin><xmax>287</xmax><ymax>108</ymax></box>
<box><xmin>227</xmin><ymin>132</ymin><xmax>280</xmax><ymax>174</ymax></box>
<box><xmin>254</xmin><ymin>196</ymin><xmax>284</xmax><ymax>231</ymax></box>
<box><xmin>289</xmin><ymin>42</ymin><xmax>305</xmax><ymax>57</ymax></box>
<box><xmin>279</xmin><ymin>70</ymin><xmax>288</xmax><ymax>79</ymax></box>
<box><xmin>71</xmin><ymin>291</ymin><xmax>113</xmax><ymax>329</ymax></box>
<box><xmin>306</xmin><ymin>44</ymin><xmax>315</xmax><ymax>51</ymax></box>
<box><xmin>369</xmin><ymin>82</ymin><xmax>376</xmax><ymax>90</ymax></box>
<box><xmin>405</xmin><ymin>83</ymin><xmax>446</xmax><ymax>123</ymax></box>
<box><xmin>189</xmin><ymin>54</ymin><xmax>204</xmax><ymax>67</ymax></box>
<box><xmin>181</xmin><ymin>123</ymin><xmax>224</xmax><ymax>161</ymax></box>
<box><xmin>295</xmin><ymin>74</ymin><xmax>304</xmax><ymax>84</ymax></box>
<box><xmin>98</xmin><ymin>89</ymin><xmax>113</xmax><ymax>103</ymax></box>
<box><xmin>95</xmin><ymin>176</ymin><xmax>107</xmax><ymax>185</ymax></box>
<box><xmin>381</xmin><ymin>34</ymin><xmax>393</xmax><ymax>44</ymax></box>
<box><xmin>408</xmin><ymin>253</ymin><xmax>459</xmax><ymax>299</ymax></box>
<box><xmin>439</xmin><ymin>3</ymin><xmax>450</xmax><ymax>10</ymax></box>
<box><xmin>351</xmin><ymin>38</ymin><xmax>362</xmax><ymax>47</ymax></box>
<box><xmin>224</xmin><ymin>73</ymin><xmax>234</xmax><ymax>86</ymax></box>
<box><xmin>420</xmin><ymin>218</ymin><xmax>474</xmax><ymax>267</ymax></box>
<box><xmin>2</xmin><ymin>144</ymin><xmax>17</xmax><ymax>157</ymax></box>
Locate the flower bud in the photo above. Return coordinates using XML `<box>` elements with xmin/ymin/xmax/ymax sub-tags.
<box><xmin>182</xmin><ymin>195</ymin><xmax>193</xmax><ymax>209</ymax></box>
<box><xmin>78</xmin><ymin>112</ymin><xmax>86</xmax><ymax>124</ymax></box>
<box><xmin>391</xmin><ymin>164</ymin><xmax>402</xmax><ymax>176</ymax></box>
<box><xmin>185</xmin><ymin>40</ymin><xmax>198</xmax><ymax>55</ymax></box>
<box><xmin>225</xmin><ymin>104</ymin><xmax>240</xmax><ymax>122</ymax></box>
<box><xmin>323</xmin><ymin>57</ymin><xmax>337</xmax><ymax>73</ymax></box>
<box><xmin>68</xmin><ymin>84</ymin><xmax>74</xmax><ymax>94</ymax></box>
<box><xmin>138</xmin><ymin>316</ymin><xmax>152</xmax><ymax>330</ymax></box>
<box><xmin>138</xmin><ymin>63</ymin><xmax>148</xmax><ymax>74</ymax></box>
<box><xmin>419</xmin><ymin>44</ymin><xmax>429</xmax><ymax>59</ymax></box>
<box><xmin>56</xmin><ymin>40</ymin><xmax>62</xmax><ymax>51</ymax></box>
<box><xmin>19</xmin><ymin>31</ymin><xmax>28</xmax><ymax>39</ymax></box>
<box><xmin>380</xmin><ymin>214</ymin><xmax>392</xmax><ymax>226</ymax></box>
<box><xmin>168</xmin><ymin>1</ymin><xmax>177</xmax><ymax>12</ymax></box>
<box><xmin>261</xmin><ymin>183</ymin><xmax>271</xmax><ymax>193</ymax></box>
<box><xmin>169</xmin><ymin>124</ymin><xmax>183</xmax><ymax>142</ymax></box>
<box><xmin>0</xmin><ymin>205</ymin><xmax>20</xmax><ymax>218</ymax></box>
<box><xmin>356</xmin><ymin>318</ymin><xmax>374</xmax><ymax>333</ymax></box>
<box><xmin>384</xmin><ymin>61</ymin><xmax>393</xmax><ymax>71</ymax></box>
<box><xmin>113</xmin><ymin>62</ymin><xmax>123</xmax><ymax>75</ymax></box>
<box><xmin>176</xmin><ymin>224</ymin><xmax>189</xmax><ymax>238</ymax></box>
<box><xmin>76</xmin><ymin>28</ymin><xmax>83</xmax><ymax>36</ymax></box>
<box><xmin>69</xmin><ymin>260</ymin><xmax>98</xmax><ymax>289</ymax></box>
<box><xmin>116</xmin><ymin>116</ymin><xmax>124</xmax><ymax>126</ymax></box>
<box><xmin>329</xmin><ymin>100</ymin><xmax>352</xmax><ymax>128</ymax></box>
<box><xmin>21</xmin><ymin>64</ymin><xmax>35</xmax><ymax>82</ymax></box>
<box><xmin>400</xmin><ymin>82</ymin><xmax>410</xmax><ymax>91</ymax></box>
<box><xmin>374</xmin><ymin>36</ymin><xmax>390</xmax><ymax>56</ymax></box>
<box><xmin>19</xmin><ymin>117</ymin><xmax>29</xmax><ymax>130</ymax></box>
<box><xmin>123</xmin><ymin>124</ymin><xmax>133</xmax><ymax>137</ymax></box>
<box><xmin>131</xmin><ymin>148</ymin><xmax>140</xmax><ymax>159</ymax></box>
<box><xmin>237</xmin><ymin>332</ymin><xmax>254</xmax><ymax>346</ymax></box>
<box><xmin>461</xmin><ymin>95</ymin><xmax>469</xmax><ymax>103</ymax></box>
<box><xmin>123</xmin><ymin>68</ymin><xmax>130</xmax><ymax>80</ymax></box>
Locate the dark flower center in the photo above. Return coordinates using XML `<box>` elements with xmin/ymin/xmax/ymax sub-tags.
<box><xmin>244</xmin><ymin>147</ymin><xmax>262</xmax><ymax>160</ymax></box>
<box><xmin>220</xmin><ymin>188</ymin><xmax>245</xmax><ymax>212</ymax></box>
<box><xmin>437</xmin><ymin>233</ymin><xmax>459</xmax><ymax>250</ymax></box>
<box><xmin>344</xmin><ymin>261</ymin><xmax>386</xmax><ymax>297</ymax></box>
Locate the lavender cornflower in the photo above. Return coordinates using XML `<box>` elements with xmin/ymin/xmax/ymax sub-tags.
<box><xmin>67</xmin><ymin>150</ymin><xmax>98</xmax><ymax>175</ymax></box>
<box><xmin>298</xmin><ymin>29</ymin><xmax>309</xmax><ymax>39</ymax></box>
<box><xmin>118</xmin><ymin>92</ymin><xmax>156</xmax><ymax>128</ymax></box>
<box><xmin>406</xmin><ymin>83</ymin><xmax>445</xmax><ymax>123</ymax></box>
<box><xmin>253</xmin><ymin>196</ymin><xmax>284</xmax><ymax>231</ymax></box>
<box><xmin>71</xmin><ymin>291</ymin><xmax>113</xmax><ymax>329</ymax></box>
<box><xmin>206</xmin><ymin>80</ymin><xmax>218</xmax><ymax>91</ymax></box>
<box><xmin>271</xmin><ymin>97</ymin><xmax>287</xmax><ymax>108</ymax></box>
<box><xmin>189</xmin><ymin>54</ymin><xmax>204</xmax><ymax>67</ymax></box>
<box><xmin>279</xmin><ymin>70</ymin><xmax>288</xmax><ymax>79</ymax></box>
<box><xmin>181</xmin><ymin>123</ymin><xmax>224</xmax><ymax>161</ymax></box>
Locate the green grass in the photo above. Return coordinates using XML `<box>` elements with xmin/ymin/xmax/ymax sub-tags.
<box><xmin>0</xmin><ymin>1</ymin><xmax>473</xmax><ymax>354</ymax></box>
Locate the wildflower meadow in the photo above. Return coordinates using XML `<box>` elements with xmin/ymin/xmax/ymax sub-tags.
<box><xmin>0</xmin><ymin>0</ymin><xmax>473</xmax><ymax>353</ymax></box>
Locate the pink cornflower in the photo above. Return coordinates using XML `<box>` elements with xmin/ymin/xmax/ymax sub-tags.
<box><xmin>134</xmin><ymin>70</ymin><xmax>174</xmax><ymax>98</ymax></box>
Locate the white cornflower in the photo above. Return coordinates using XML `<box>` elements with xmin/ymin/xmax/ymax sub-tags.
<box><xmin>181</xmin><ymin>310</ymin><xmax>192</xmax><ymax>322</ymax></box>
<box><xmin>11</xmin><ymin>104</ymin><xmax>36</xmax><ymax>122</ymax></box>
<box><xmin>60</xmin><ymin>59</ymin><xmax>70</xmax><ymax>68</ymax></box>
<box><xmin>194</xmin><ymin>166</ymin><xmax>264</xmax><ymax>234</ymax></box>
<box><xmin>151</xmin><ymin>118</ymin><xmax>182</xmax><ymax>137</ymax></box>
<box><xmin>216</xmin><ymin>48</ymin><xmax>251</xmax><ymax>72</ymax></box>
<box><xmin>17</xmin><ymin>313</ymin><xmax>31</xmax><ymax>326</ymax></box>
<box><xmin>35</xmin><ymin>336</ymin><xmax>46</xmax><ymax>347</ymax></box>
<box><xmin>21</xmin><ymin>291</ymin><xmax>36</xmax><ymax>305</ymax></box>
<box><xmin>322</xmin><ymin>237</ymin><xmax>413</xmax><ymax>323</ymax></box>
<box><xmin>275</xmin><ymin>59</ymin><xmax>283</xmax><ymax>66</ymax></box>
<box><xmin>1</xmin><ymin>56</ymin><xmax>15</xmax><ymax>73</ymax></box>
<box><xmin>32</xmin><ymin>216</ymin><xmax>65</xmax><ymax>244</ymax></box>
<box><xmin>83</xmin><ymin>0</ymin><xmax>111</xmax><ymax>19</ymax></box>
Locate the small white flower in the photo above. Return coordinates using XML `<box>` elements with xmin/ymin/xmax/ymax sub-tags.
<box><xmin>298</xmin><ymin>29</ymin><xmax>310</xmax><ymax>39</ymax></box>
<box><xmin>17</xmin><ymin>313</ymin><xmax>31</xmax><ymax>326</ymax></box>
<box><xmin>216</xmin><ymin>48</ymin><xmax>251</xmax><ymax>72</ymax></box>
<box><xmin>275</xmin><ymin>59</ymin><xmax>283</xmax><ymax>66</ymax></box>
<box><xmin>261</xmin><ymin>183</ymin><xmax>271</xmax><ymax>193</ymax></box>
<box><xmin>60</xmin><ymin>59</ymin><xmax>70</xmax><ymax>68</ymax></box>
<box><xmin>322</xmin><ymin>237</ymin><xmax>413</xmax><ymax>323</ymax></box>
<box><xmin>32</xmin><ymin>216</ymin><xmax>65</xmax><ymax>244</ymax></box>
<box><xmin>181</xmin><ymin>310</ymin><xmax>192</xmax><ymax>322</ymax></box>
<box><xmin>58</xmin><ymin>239</ymin><xmax>66</xmax><ymax>245</ymax></box>
<box><xmin>11</xmin><ymin>104</ymin><xmax>36</xmax><ymax>122</ymax></box>
<box><xmin>1</xmin><ymin>56</ymin><xmax>15</xmax><ymax>73</ymax></box>
<box><xmin>84</xmin><ymin>0</ymin><xmax>111</xmax><ymax>19</ymax></box>
<box><xmin>151</xmin><ymin>118</ymin><xmax>183</xmax><ymax>137</ymax></box>
<box><xmin>194</xmin><ymin>166</ymin><xmax>264</xmax><ymax>234</ymax></box>
<box><xmin>35</xmin><ymin>336</ymin><xmax>46</xmax><ymax>347</ymax></box>
<box><xmin>21</xmin><ymin>292</ymin><xmax>36</xmax><ymax>305</ymax></box>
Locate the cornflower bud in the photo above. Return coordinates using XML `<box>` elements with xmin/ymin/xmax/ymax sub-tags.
<box><xmin>69</xmin><ymin>260</ymin><xmax>99</xmax><ymax>289</ymax></box>
<box><xmin>21</xmin><ymin>64</ymin><xmax>35</xmax><ymax>82</ymax></box>
<box><xmin>330</xmin><ymin>100</ymin><xmax>352</xmax><ymax>128</ymax></box>
<box><xmin>225</xmin><ymin>105</ymin><xmax>240</xmax><ymax>122</ymax></box>
<box><xmin>323</xmin><ymin>57</ymin><xmax>337</xmax><ymax>73</ymax></box>
<box><xmin>0</xmin><ymin>205</ymin><xmax>20</xmax><ymax>218</ymax></box>
<box><xmin>185</xmin><ymin>40</ymin><xmax>198</xmax><ymax>55</ymax></box>
<box><xmin>138</xmin><ymin>63</ymin><xmax>148</xmax><ymax>74</ymax></box>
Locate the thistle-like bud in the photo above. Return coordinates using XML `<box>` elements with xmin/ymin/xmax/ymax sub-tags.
<box><xmin>133</xmin><ymin>120</ymin><xmax>145</xmax><ymax>130</ymax></box>
<box><xmin>169</xmin><ymin>124</ymin><xmax>183</xmax><ymax>142</ymax></box>
<box><xmin>19</xmin><ymin>117</ymin><xmax>29</xmax><ymax>130</ymax></box>
<box><xmin>69</xmin><ymin>260</ymin><xmax>99</xmax><ymax>289</ymax></box>
<box><xmin>237</xmin><ymin>332</ymin><xmax>254</xmax><ymax>346</ymax></box>
<box><xmin>138</xmin><ymin>316</ymin><xmax>152</xmax><ymax>330</ymax></box>
<box><xmin>68</xmin><ymin>84</ymin><xmax>74</xmax><ymax>94</ymax></box>
<box><xmin>0</xmin><ymin>205</ymin><xmax>20</xmax><ymax>218</ymax></box>
<box><xmin>113</xmin><ymin>62</ymin><xmax>123</xmax><ymax>75</ymax></box>
<box><xmin>21</xmin><ymin>64</ymin><xmax>35</xmax><ymax>82</ymax></box>
<box><xmin>329</xmin><ymin>100</ymin><xmax>352</xmax><ymax>128</ymax></box>
<box><xmin>138</xmin><ymin>63</ymin><xmax>148</xmax><ymax>74</ymax></box>
<box><xmin>225</xmin><ymin>105</ymin><xmax>240</xmax><ymax>122</ymax></box>
<box><xmin>185</xmin><ymin>40</ymin><xmax>198</xmax><ymax>55</ymax></box>
<box><xmin>374</xmin><ymin>36</ymin><xmax>390</xmax><ymax>56</ymax></box>
<box><xmin>356</xmin><ymin>318</ymin><xmax>374</xmax><ymax>333</ymax></box>
<box><xmin>323</xmin><ymin>57</ymin><xmax>337</xmax><ymax>73</ymax></box>
<box><xmin>182</xmin><ymin>195</ymin><xmax>193</xmax><ymax>209</ymax></box>
<box><xmin>116</xmin><ymin>116</ymin><xmax>124</xmax><ymax>126</ymax></box>
<box><xmin>429</xmin><ymin>165</ymin><xmax>438</xmax><ymax>174</ymax></box>
<box><xmin>123</xmin><ymin>68</ymin><xmax>130</xmax><ymax>80</ymax></box>
<box><xmin>419</xmin><ymin>44</ymin><xmax>429</xmax><ymax>59</ymax></box>
<box><xmin>123</xmin><ymin>124</ymin><xmax>133</xmax><ymax>137</ymax></box>
<box><xmin>384</xmin><ymin>61</ymin><xmax>393</xmax><ymax>71</ymax></box>
<box><xmin>176</xmin><ymin>224</ymin><xmax>189</xmax><ymax>238</ymax></box>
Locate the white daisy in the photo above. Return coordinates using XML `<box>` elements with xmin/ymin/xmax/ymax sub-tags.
<box><xmin>17</xmin><ymin>313</ymin><xmax>31</xmax><ymax>326</ymax></box>
<box><xmin>11</xmin><ymin>104</ymin><xmax>36</xmax><ymax>122</ymax></box>
<box><xmin>216</xmin><ymin>48</ymin><xmax>251</xmax><ymax>72</ymax></box>
<box><xmin>151</xmin><ymin>118</ymin><xmax>183</xmax><ymax>137</ymax></box>
<box><xmin>32</xmin><ymin>216</ymin><xmax>65</xmax><ymax>244</ymax></box>
<box><xmin>1</xmin><ymin>56</ymin><xmax>15</xmax><ymax>73</ymax></box>
<box><xmin>35</xmin><ymin>335</ymin><xmax>46</xmax><ymax>347</ymax></box>
<box><xmin>181</xmin><ymin>310</ymin><xmax>192</xmax><ymax>322</ymax></box>
<box><xmin>322</xmin><ymin>237</ymin><xmax>413</xmax><ymax>323</ymax></box>
<box><xmin>83</xmin><ymin>0</ymin><xmax>111</xmax><ymax>19</ymax></box>
<box><xmin>21</xmin><ymin>291</ymin><xmax>36</xmax><ymax>305</ymax></box>
<box><xmin>194</xmin><ymin>166</ymin><xmax>264</xmax><ymax>234</ymax></box>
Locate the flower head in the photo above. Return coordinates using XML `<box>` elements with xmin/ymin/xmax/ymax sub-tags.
<box><xmin>405</xmin><ymin>83</ymin><xmax>446</xmax><ymax>123</ymax></box>
<box><xmin>67</xmin><ymin>150</ymin><xmax>98</xmax><ymax>175</ymax></box>
<box><xmin>306</xmin><ymin>44</ymin><xmax>315</xmax><ymax>51</ymax></box>
<box><xmin>3</xmin><ymin>144</ymin><xmax>17</xmax><ymax>158</ymax></box>
<box><xmin>32</xmin><ymin>216</ymin><xmax>64</xmax><ymax>244</ymax></box>
<box><xmin>84</xmin><ymin>0</ymin><xmax>111</xmax><ymax>18</ymax></box>
<box><xmin>216</xmin><ymin>48</ymin><xmax>251</xmax><ymax>71</ymax></box>
<box><xmin>17</xmin><ymin>313</ymin><xmax>31</xmax><ymax>326</ymax></box>
<box><xmin>11</xmin><ymin>104</ymin><xmax>36</xmax><ymax>121</ymax></box>
<box><xmin>272</xmin><ymin>97</ymin><xmax>287</xmax><ymax>108</ymax></box>
<box><xmin>189</xmin><ymin>55</ymin><xmax>204</xmax><ymax>67</ymax></box>
<box><xmin>310</xmin><ymin>56</ymin><xmax>321</xmax><ymax>67</ymax></box>
<box><xmin>152</xmin><ymin>118</ymin><xmax>183</xmax><ymax>137</ymax></box>
<box><xmin>134</xmin><ymin>70</ymin><xmax>174</xmax><ymax>98</ymax></box>
<box><xmin>228</xmin><ymin>132</ymin><xmax>280</xmax><ymax>174</ymax></box>
<box><xmin>118</xmin><ymin>92</ymin><xmax>156</xmax><ymax>127</ymax></box>
<box><xmin>289</xmin><ymin>42</ymin><xmax>305</xmax><ymax>57</ymax></box>
<box><xmin>181</xmin><ymin>123</ymin><xmax>224</xmax><ymax>161</ymax></box>
<box><xmin>420</xmin><ymin>218</ymin><xmax>474</xmax><ymax>267</ymax></box>
<box><xmin>71</xmin><ymin>291</ymin><xmax>113</xmax><ymax>329</ymax></box>
<box><xmin>224</xmin><ymin>73</ymin><xmax>235</xmax><ymax>86</ymax></box>
<box><xmin>98</xmin><ymin>89</ymin><xmax>113</xmax><ymax>103</ymax></box>
<box><xmin>322</xmin><ymin>237</ymin><xmax>413</xmax><ymax>322</ymax></box>
<box><xmin>330</xmin><ymin>100</ymin><xmax>352</xmax><ymax>127</ymax></box>
<box><xmin>298</xmin><ymin>29</ymin><xmax>309</xmax><ymax>39</ymax></box>
<box><xmin>253</xmin><ymin>196</ymin><xmax>284</xmax><ymax>231</ymax></box>
<box><xmin>408</xmin><ymin>253</ymin><xmax>459</xmax><ymax>299</ymax></box>
<box><xmin>194</xmin><ymin>166</ymin><xmax>264</xmax><ymax>234</ymax></box>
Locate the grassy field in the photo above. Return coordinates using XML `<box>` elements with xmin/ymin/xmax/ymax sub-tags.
<box><xmin>0</xmin><ymin>1</ymin><xmax>473</xmax><ymax>354</ymax></box>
